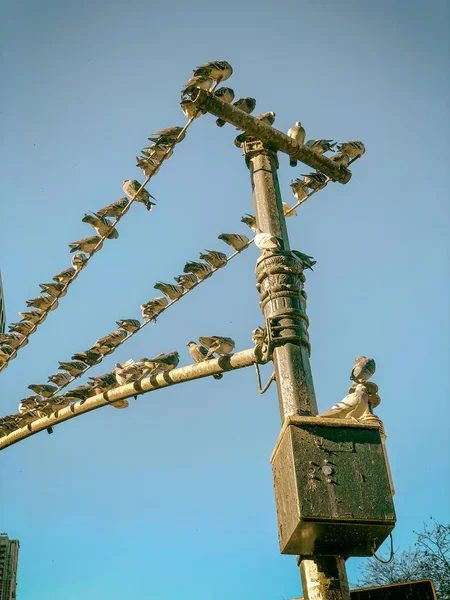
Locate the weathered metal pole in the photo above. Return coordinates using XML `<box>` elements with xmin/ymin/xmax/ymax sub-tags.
<box><xmin>245</xmin><ymin>142</ymin><xmax>351</xmax><ymax>600</ymax></box>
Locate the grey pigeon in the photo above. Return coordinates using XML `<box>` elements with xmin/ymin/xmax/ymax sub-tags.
<box><xmin>96</xmin><ymin>197</ymin><xmax>129</xmax><ymax>217</ymax></box>
<box><xmin>136</xmin><ymin>156</ymin><xmax>161</xmax><ymax>178</ymax></box>
<box><xmin>82</xmin><ymin>213</ymin><xmax>119</xmax><ymax>239</ymax></box>
<box><xmin>198</xmin><ymin>336</ymin><xmax>235</xmax><ymax>358</ymax></box>
<box><xmin>252</xmin><ymin>327</ymin><xmax>265</xmax><ymax>346</ymax></box>
<box><xmin>8</xmin><ymin>321</ymin><xmax>34</xmax><ymax>335</ymax></box>
<box><xmin>234</xmin><ymin>112</ymin><xmax>276</xmax><ymax>145</ymax></box>
<box><xmin>283</xmin><ymin>202</ymin><xmax>297</xmax><ymax>217</ymax></box>
<box><xmin>320</xmin><ymin>384</ymin><xmax>369</xmax><ymax>420</ymax></box>
<box><xmin>93</xmin><ymin>330</ymin><xmax>128</xmax><ymax>353</ymax></box>
<box><xmin>154</xmin><ymin>282</ymin><xmax>185</xmax><ymax>301</ymax></box>
<box><xmin>53</xmin><ymin>267</ymin><xmax>76</xmax><ymax>283</ymax></box>
<box><xmin>0</xmin><ymin>346</ymin><xmax>15</xmax><ymax>363</ymax></box>
<box><xmin>122</xmin><ymin>180</ymin><xmax>156</xmax><ymax>211</ymax></box>
<box><xmin>291</xmin><ymin>250</ymin><xmax>316</xmax><ymax>271</ymax></box>
<box><xmin>71</xmin><ymin>350</ymin><xmax>103</xmax><ymax>366</ymax></box>
<box><xmin>116</xmin><ymin>319</ymin><xmax>141</xmax><ymax>333</ymax></box>
<box><xmin>27</xmin><ymin>384</ymin><xmax>58</xmax><ymax>398</ymax></box>
<box><xmin>71</xmin><ymin>253</ymin><xmax>88</xmax><ymax>270</ymax></box>
<box><xmin>337</xmin><ymin>141</ymin><xmax>365</xmax><ymax>159</ymax></box>
<box><xmin>174</xmin><ymin>273</ymin><xmax>198</xmax><ymax>290</ymax></box>
<box><xmin>199</xmin><ymin>250</ymin><xmax>228</xmax><ymax>269</ymax></box>
<box><xmin>183</xmin><ymin>261</ymin><xmax>213</xmax><ymax>280</ymax></box>
<box><xmin>180</xmin><ymin>98</ymin><xmax>204</xmax><ymax>120</ymax></box>
<box><xmin>290</xmin><ymin>178</ymin><xmax>310</xmax><ymax>203</ymax></box>
<box><xmin>48</xmin><ymin>372</ymin><xmax>72</xmax><ymax>387</ymax></box>
<box><xmin>18</xmin><ymin>309</ymin><xmax>46</xmax><ymax>324</ymax></box>
<box><xmin>142</xmin><ymin>351</ymin><xmax>180</xmax><ymax>374</ymax></box>
<box><xmin>39</xmin><ymin>282</ymin><xmax>67</xmax><ymax>298</ymax></box>
<box><xmin>214</xmin><ymin>87</ymin><xmax>235</xmax><ymax>103</ymax></box>
<box><xmin>88</xmin><ymin>372</ymin><xmax>117</xmax><ymax>391</ymax></box>
<box><xmin>218</xmin><ymin>233</ymin><xmax>250</xmax><ymax>251</ymax></box>
<box><xmin>305</xmin><ymin>139</ymin><xmax>336</xmax><ymax>154</ymax></box>
<box><xmin>0</xmin><ymin>333</ymin><xmax>27</xmax><ymax>349</ymax></box>
<box><xmin>149</xmin><ymin>126</ymin><xmax>185</xmax><ymax>144</ymax></box>
<box><xmin>241</xmin><ymin>214</ymin><xmax>258</xmax><ymax>233</ymax></box>
<box><xmin>187</xmin><ymin>341</ymin><xmax>223</xmax><ymax>379</ymax></box>
<box><xmin>287</xmin><ymin>122</ymin><xmax>306</xmax><ymax>167</ymax></box>
<box><xmin>182</xmin><ymin>75</ymin><xmax>214</xmax><ymax>96</ymax></box>
<box><xmin>25</xmin><ymin>295</ymin><xmax>57</xmax><ymax>311</ymax></box>
<box><xmin>217</xmin><ymin>96</ymin><xmax>256</xmax><ymax>127</ymax></box>
<box><xmin>350</xmin><ymin>356</ymin><xmax>376</xmax><ymax>383</ymax></box>
<box><xmin>193</xmin><ymin>61</ymin><xmax>233</xmax><ymax>84</ymax></box>
<box><xmin>330</xmin><ymin>152</ymin><xmax>350</xmax><ymax>167</ymax></box>
<box><xmin>58</xmin><ymin>361</ymin><xmax>88</xmax><ymax>377</ymax></box>
<box><xmin>69</xmin><ymin>236</ymin><xmax>102</xmax><ymax>254</ymax></box>
<box><xmin>254</xmin><ymin>233</ymin><xmax>281</xmax><ymax>252</ymax></box>
<box><xmin>65</xmin><ymin>384</ymin><xmax>93</xmax><ymax>400</ymax></box>
<box><xmin>302</xmin><ymin>172</ymin><xmax>328</xmax><ymax>190</ymax></box>
<box><xmin>141</xmin><ymin>296</ymin><xmax>169</xmax><ymax>321</ymax></box>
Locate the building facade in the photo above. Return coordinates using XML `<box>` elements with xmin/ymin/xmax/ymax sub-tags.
<box><xmin>0</xmin><ymin>535</ymin><xmax>19</xmax><ymax>600</ymax></box>
<box><xmin>0</xmin><ymin>272</ymin><xmax>5</xmax><ymax>334</ymax></box>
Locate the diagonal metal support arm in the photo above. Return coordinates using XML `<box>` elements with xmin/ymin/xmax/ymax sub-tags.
<box><xmin>0</xmin><ymin>348</ymin><xmax>260</xmax><ymax>451</ymax></box>
<box><xmin>189</xmin><ymin>90</ymin><xmax>351</xmax><ymax>184</ymax></box>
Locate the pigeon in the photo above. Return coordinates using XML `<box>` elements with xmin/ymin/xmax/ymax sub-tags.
<box><xmin>58</xmin><ymin>361</ymin><xmax>88</xmax><ymax>377</ymax></box>
<box><xmin>0</xmin><ymin>333</ymin><xmax>26</xmax><ymax>349</ymax></box>
<box><xmin>217</xmin><ymin>96</ymin><xmax>256</xmax><ymax>127</ymax></box>
<box><xmin>193</xmin><ymin>61</ymin><xmax>233</xmax><ymax>84</ymax></box>
<box><xmin>180</xmin><ymin>98</ymin><xmax>204</xmax><ymax>120</ymax></box>
<box><xmin>302</xmin><ymin>172</ymin><xmax>328</xmax><ymax>190</ymax></box>
<box><xmin>252</xmin><ymin>327</ymin><xmax>265</xmax><ymax>346</ymax></box>
<box><xmin>71</xmin><ymin>253</ymin><xmax>88</xmax><ymax>270</ymax></box>
<box><xmin>199</xmin><ymin>250</ymin><xmax>228</xmax><ymax>269</ymax></box>
<box><xmin>96</xmin><ymin>197</ymin><xmax>129</xmax><ymax>217</ymax></box>
<box><xmin>18</xmin><ymin>309</ymin><xmax>46</xmax><ymax>324</ymax></box>
<box><xmin>116</xmin><ymin>319</ymin><xmax>141</xmax><ymax>333</ymax></box>
<box><xmin>305</xmin><ymin>139</ymin><xmax>336</xmax><ymax>154</ymax></box>
<box><xmin>82</xmin><ymin>213</ymin><xmax>119</xmax><ymax>239</ymax></box>
<box><xmin>350</xmin><ymin>356</ymin><xmax>376</xmax><ymax>383</ymax></box>
<box><xmin>141</xmin><ymin>296</ymin><xmax>169</xmax><ymax>321</ymax></box>
<box><xmin>65</xmin><ymin>384</ymin><xmax>93</xmax><ymax>400</ymax></box>
<box><xmin>93</xmin><ymin>330</ymin><xmax>128</xmax><ymax>353</ymax></box>
<box><xmin>25</xmin><ymin>295</ymin><xmax>57</xmax><ymax>311</ymax></box>
<box><xmin>18</xmin><ymin>396</ymin><xmax>43</xmax><ymax>413</ymax></box>
<box><xmin>199</xmin><ymin>336</ymin><xmax>235</xmax><ymax>358</ymax></box>
<box><xmin>0</xmin><ymin>346</ymin><xmax>15</xmax><ymax>363</ymax></box>
<box><xmin>142</xmin><ymin>144</ymin><xmax>173</xmax><ymax>159</ymax></box>
<box><xmin>48</xmin><ymin>372</ymin><xmax>72</xmax><ymax>387</ymax></box>
<box><xmin>154</xmin><ymin>282</ymin><xmax>185</xmax><ymax>301</ymax></box>
<box><xmin>290</xmin><ymin>178</ymin><xmax>310</xmax><ymax>203</ymax></box>
<box><xmin>142</xmin><ymin>351</ymin><xmax>180</xmax><ymax>374</ymax></box>
<box><xmin>150</xmin><ymin>126</ymin><xmax>185</xmax><ymax>143</ymax></box>
<box><xmin>88</xmin><ymin>372</ymin><xmax>117</xmax><ymax>391</ymax></box>
<box><xmin>8</xmin><ymin>321</ymin><xmax>34</xmax><ymax>335</ymax></box>
<box><xmin>69</xmin><ymin>236</ymin><xmax>103</xmax><ymax>254</ymax></box>
<box><xmin>319</xmin><ymin>384</ymin><xmax>369</xmax><ymax>420</ymax></box>
<box><xmin>254</xmin><ymin>233</ymin><xmax>281</xmax><ymax>252</ymax></box>
<box><xmin>241</xmin><ymin>214</ymin><xmax>258</xmax><ymax>233</ymax></box>
<box><xmin>27</xmin><ymin>384</ymin><xmax>59</xmax><ymax>398</ymax></box>
<box><xmin>71</xmin><ymin>350</ymin><xmax>103</xmax><ymax>366</ymax></box>
<box><xmin>255</xmin><ymin>111</ymin><xmax>276</xmax><ymax>126</ymax></box>
<box><xmin>214</xmin><ymin>87</ymin><xmax>235</xmax><ymax>103</ymax></box>
<box><xmin>122</xmin><ymin>180</ymin><xmax>156</xmax><ymax>211</ymax></box>
<box><xmin>283</xmin><ymin>202</ymin><xmax>297</xmax><ymax>218</ymax></box>
<box><xmin>136</xmin><ymin>156</ymin><xmax>161</xmax><ymax>178</ymax></box>
<box><xmin>187</xmin><ymin>341</ymin><xmax>223</xmax><ymax>379</ymax></box>
<box><xmin>330</xmin><ymin>152</ymin><xmax>350</xmax><ymax>167</ymax></box>
<box><xmin>218</xmin><ymin>233</ymin><xmax>250</xmax><ymax>251</ymax></box>
<box><xmin>52</xmin><ymin>267</ymin><xmax>75</xmax><ymax>284</ymax></box>
<box><xmin>39</xmin><ymin>282</ymin><xmax>67</xmax><ymax>298</ymax></box>
<box><xmin>182</xmin><ymin>75</ymin><xmax>214</xmax><ymax>96</ymax></box>
<box><xmin>287</xmin><ymin>122</ymin><xmax>306</xmax><ymax>167</ymax></box>
<box><xmin>337</xmin><ymin>141</ymin><xmax>365</xmax><ymax>160</ymax></box>
<box><xmin>174</xmin><ymin>274</ymin><xmax>198</xmax><ymax>290</ymax></box>
<box><xmin>183</xmin><ymin>261</ymin><xmax>213</xmax><ymax>280</ymax></box>
<box><xmin>291</xmin><ymin>250</ymin><xmax>316</xmax><ymax>271</ymax></box>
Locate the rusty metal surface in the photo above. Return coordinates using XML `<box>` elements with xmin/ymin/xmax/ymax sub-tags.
<box><xmin>300</xmin><ymin>556</ymin><xmax>350</xmax><ymax>600</ymax></box>
<box><xmin>191</xmin><ymin>90</ymin><xmax>351</xmax><ymax>183</ymax></box>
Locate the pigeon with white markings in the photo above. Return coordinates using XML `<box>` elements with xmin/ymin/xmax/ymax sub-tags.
<box><xmin>25</xmin><ymin>295</ymin><xmax>57</xmax><ymax>311</ymax></box>
<box><xmin>199</xmin><ymin>336</ymin><xmax>235</xmax><ymax>358</ymax></box>
<box><xmin>193</xmin><ymin>61</ymin><xmax>233</xmax><ymax>85</ymax></box>
<box><xmin>320</xmin><ymin>384</ymin><xmax>369</xmax><ymax>420</ymax></box>
<box><xmin>182</xmin><ymin>75</ymin><xmax>214</xmax><ymax>96</ymax></box>
<box><xmin>116</xmin><ymin>319</ymin><xmax>141</xmax><ymax>333</ymax></box>
<box><xmin>337</xmin><ymin>141</ymin><xmax>365</xmax><ymax>160</ymax></box>
<box><xmin>183</xmin><ymin>261</ymin><xmax>213</xmax><ymax>280</ymax></box>
<box><xmin>39</xmin><ymin>282</ymin><xmax>67</xmax><ymax>298</ymax></box>
<box><xmin>71</xmin><ymin>350</ymin><xmax>103</xmax><ymax>366</ymax></box>
<box><xmin>28</xmin><ymin>384</ymin><xmax>58</xmax><ymax>398</ymax></box>
<box><xmin>48</xmin><ymin>372</ymin><xmax>72</xmax><ymax>387</ymax></box>
<box><xmin>0</xmin><ymin>346</ymin><xmax>14</xmax><ymax>363</ymax></box>
<box><xmin>350</xmin><ymin>356</ymin><xmax>376</xmax><ymax>383</ymax></box>
<box><xmin>305</xmin><ymin>139</ymin><xmax>336</xmax><ymax>154</ymax></box>
<box><xmin>69</xmin><ymin>236</ymin><xmax>102</xmax><ymax>254</ymax></box>
<box><xmin>8</xmin><ymin>321</ymin><xmax>34</xmax><ymax>335</ymax></box>
<box><xmin>174</xmin><ymin>273</ymin><xmax>198</xmax><ymax>290</ymax></box>
<box><xmin>141</xmin><ymin>296</ymin><xmax>169</xmax><ymax>321</ymax></box>
<box><xmin>290</xmin><ymin>178</ymin><xmax>310</xmax><ymax>203</ymax></box>
<box><xmin>71</xmin><ymin>253</ymin><xmax>88</xmax><ymax>270</ymax></box>
<box><xmin>142</xmin><ymin>351</ymin><xmax>180</xmax><ymax>374</ymax></box>
<box><xmin>291</xmin><ymin>250</ymin><xmax>316</xmax><ymax>271</ymax></box>
<box><xmin>53</xmin><ymin>267</ymin><xmax>76</xmax><ymax>284</ymax></box>
<box><xmin>199</xmin><ymin>250</ymin><xmax>228</xmax><ymax>269</ymax></box>
<box><xmin>123</xmin><ymin>180</ymin><xmax>156</xmax><ymax>211</ymax></box>
<box><xmin>97</xmin><ymin>197</ymin><xmax>129</xmax><ymax>218</ymax></box>
<box><xmin>330</xmin><ymin>152</ymin><xmax>350</xmax><ymax>167</ymax></box>
<box><xmin>241</xmin><ymin>214</ymin><xmax>258</xmax><ymax>233</ymax></box>
<box><xmin>302</xmin><ymin>172</ymin><xmax>328</xmax><ymax>190</ymax></box>
<box><xmin>82</xmin><ymin>213</ymin><xmax>119</xmax><ymax>239</ymax></box>
<box><xmin>149</xmin><ymin>126</ymin><xmax>185</xmax><ymax>145</ymax></box>
<box><xmin>218</xmin><ymin>233</ymin><xmax>250</xmax><ymax>251</ymax></box>
<box><xmin>217</xmin><ymin>96</ymin><xmax>256</xmax><ymax>127</ymax></box>
<box><xmin>180</xmin><ymin>98</ymin><xmax>203</xmax><ymax>120</ymax></box>
<box><xmin>187</xmin><ymin>341</ymin><xmax>223</xmax><ymax>379</ymax></box>
<box><xmin>58</xmin><ymin>361</ymin><xmax>88</xmax><ymax>377</ymax></box>
<box><xmin>288</xmin><ymin>122</ymin><xmax>306</xmax><ymax>167</ymax></box>
<box><xmin>154</xmin><ymin>282</ymin><xmax>185</xmax><ymax>301</ymax></box>
<box><xmin>0</xmin><ymin>333</ymin><xmax>27</xmax><ymax>349</ymax></box>
<box><xmin>18</xmin><ymin>309</ymin><xmax>46</xmax><ymax>324</ymax></box>
<box><xmin>214</xmin><ymin>87</ymin><xmax>235</xmax><ymax>103</ymax></box>
<box><xmin>254</xmin><ymin>233</ymin><xmax>281</xmax><ymax>253</ymax></box>
<box><xmin>93</xmin><ymin>330</ymin><xmax>128</xmax><ymax>353</ymax></box>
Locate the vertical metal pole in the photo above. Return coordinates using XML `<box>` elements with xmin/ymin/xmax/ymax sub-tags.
<box><xmin>247</xmin><ymin>145</ymin><xmax>351</xmax><ymax>600</ymax></box>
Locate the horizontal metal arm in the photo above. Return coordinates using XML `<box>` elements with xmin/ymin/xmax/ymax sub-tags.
<box><xmin>0</xmin><ymin>348</ymin><xmax>259</xmax><ymax>451</ymax></box>
<box><xmin>190</xmin><ymin>90</ymin><xmax>351</xmax><ymax>184</ymax></box>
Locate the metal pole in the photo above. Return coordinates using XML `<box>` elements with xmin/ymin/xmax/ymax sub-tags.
<box><xmin>247</xmin><ymin>144</ymin><xmax>351</xmax><ymax>600</ymax></box>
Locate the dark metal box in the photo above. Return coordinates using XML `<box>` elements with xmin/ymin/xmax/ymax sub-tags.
<box><xmin>270</xmin><ymin>416</ymin><xmax>396</xmax><ymax>556</ymax></box>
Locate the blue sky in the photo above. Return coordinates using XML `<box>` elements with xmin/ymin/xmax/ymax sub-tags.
<box><xmin>1</xmin><ymin>0</ymin><xmax>449</xmax><ymax>598</ymax></box>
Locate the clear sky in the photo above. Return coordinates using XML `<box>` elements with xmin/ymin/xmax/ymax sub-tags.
<box><xmin>1</xmin><ymin>0</ymin><xmax>449</xmax><ymax>598</ymax></box>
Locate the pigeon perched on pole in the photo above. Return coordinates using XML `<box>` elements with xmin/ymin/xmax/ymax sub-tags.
<box><xmin>302</xmin><ymin>172</ymin><xmax>328</xmax><ymax>190</ymax></box>
<box><xmin>141</xmin><ymin>297</ymin><xmax>169</xmax><ymax>321</ymax></box>
<box><xmin>8</xmin><ymin>321</ymin><xmax>34</xmax><ymax>335</ymax></box>
<box><xmin>25</xmin><ymin>295</ymin><xmax>57</xmax><ymax>311</ymax></box>
<box><xmin>93</xmin><ymin>330</ymin><xmax>128</xmax><ymax>353</ymax></box>
<box><xmin>283</xmin><ymin>203</ymin><xmax>297</xmax><ymax>217</ymax></box>
<box><xmin>254</xmin><ymin>233</ymin><xmax>281</xmax><ymax>253</ymax></box>
<box><xmin>187</xmin><ymin>341</ymin><xmax>223</xmax><ymax>379</ymax></box>
<box><xmin>58</xmin><ymin>361</ymin><xmax>88</xmax><ymax>377</ymax></box>
<box><xmin>71</xmin><ymin>350</ymin><xmax>103</xmax><ymax>366</ymax></box>
<box><xmin>71</xmin><ymin>253</ymin><xmax>88</xmax><ymax>270</ymax></box>
<box><xmin>122</xmin><ymin>180</ymin><xmax>156</xmax><ymax>211</ymax></box>
<box><xmin>199</xmin><ymin>250</ymin><xmax>228</xmax><ymax>269</ymax></box>
<box><xmin>193</xmin><ymin>61</ymin><xmax>233</xmax><ymax>85</ymax></box>
<box><xmin>350</xmin><ymin>356</ymin><xmax>376</xmax><ymax>383</ymax></box>
<box><xmin>218</xmin><ymin>233</ymin><xmax>250</xmax><ymax>251</ymax></box>
<box><xmin>330</xmin><ymin>152</ymin><xmax>350</xmax><ymax>167</ymax></box>
<box><xmin>287</xmin><ymin>122</ymin><xmax>306</xmax><ymax>167</ymax></box>
<box><xmin>116</xmin><ymin>319</ymin><xmax>141</xmax><ymax>333</ymax></box>
<box><xmin>154</xmin><ymin>282</ymin><xmax>185</xmax><ymax>301</ymax></box>
<box><xmin>0</xmin><ymin>333</ymin><xmax>27</xmax><ymax>349</ymax></box>
<box><xmin>88</xmin><ymin>372</ymin><xmax>117</xmax><ymax>392</ymax></box>
<box><xmin>214</xmin><ymin>87</ymin><xmax>235</xmax><ymax>103</ymax></box>
<box><xmin>198</xmin><ymin>336</ymin><xmax>235</xmax><ymax>358</ymax></box>
<box><xmin>149</xmin><ymin>126</ymin><xmax>185</xmax><ymax>145</ymax></box>
<box><xmin>69</xmin><ymin>236</ymin><xmax>103</xmax><ymax>254</ymax></box>
<box><xmin>291</xmin><ymin>250</ymin><xmax>316</xmax><ymax>271</ymax></box>
<box><xmin>48</xmin><ymin>372</ymin><xmax>72</xmax><ymax>387</ymax></box>
<box><xmin>18</xmin><ymin>309</ymin><xmax>46</xmax><ymax>324</ymax></box>
<box><xmin>183</xmin><ymin>261</ymin><xmax>213</xmax><ymax>281</ymax></box>
<box><xmin>174</xmin><ymin>274</ymin><xmax>198</xmax><ymax>290</ymax></box>
<box><xmin>53</xmin><ymin>267</ymin><xmax>76</xmax><ymax>284</ymax></box>
<box><xmin>182</xmin><ymin>75</ymin><xmax>214</xmax><ymax>96</ymax></box>
<box><xmin>96</xmin><ymin>197</ymin><xmax>129</xmax><ymax>218</ymax></box>
<box><xmin>337</xmin><ymin>141</ymin><xmax>365</xmax><ymax>160</ymax></box>
<box><xmin>28</xmin><ymin>384</ymin><xmax>59</xmax><ymax>398</ymax></box>
<box><xmin>305</xmin><ymin>139</ymin><xmax>336</xmax><ymax>154</ymax></box>
<box><xmin>216</xmin><ymin>97</ymin><xmax>256</xmax><ymax>127</ymax></box>
<box><xmin>319</xmin><ymin>384</ymin><xmax>369</xmax><ymax>421</ymax></box>
<box><xmin>180</xmin><ymin>98</ymin><xmax>203</xmax><ymax>120</ymax></box>
<box><xmin>82</xmin><ymin>213</ymin><xmax>119</xmax><ymax>239</ymax></box>
<box><xmin>290</xmin><ymin>178</ymin><xmax>310</xmax><ymax>204</ymax></box>
<box><xmin>39</xmin><ymin>283</ymin><xmax>67</xmax><ymax>298</ymax></box>
<box><xmin>142</xmin><ymin>351</ymin><xmax>180</xmax><ymax>374</ymax></box>
<box><xmin>0</xmin><ymin>346</ymin><xmax>15</xmax><ymax>363</ymax></box>
<box><xmin>240</xmin><ymin>214</ymin><xmax>258</xmax><ymax>233</ymax></box>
